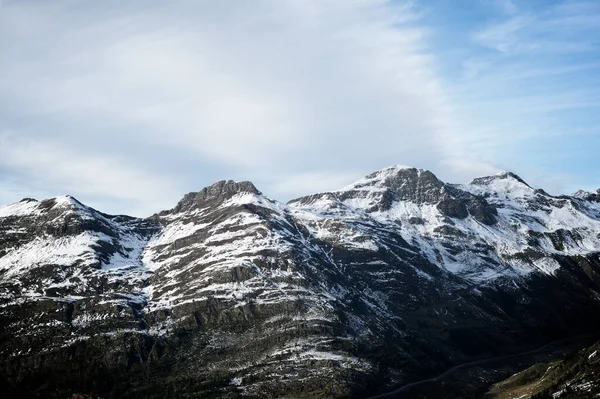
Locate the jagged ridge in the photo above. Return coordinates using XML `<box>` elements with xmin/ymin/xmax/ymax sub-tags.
<box><xmin>1</xmin><ymin>166</ymin><xmax>600</xmax><ymax>398</ymax></box>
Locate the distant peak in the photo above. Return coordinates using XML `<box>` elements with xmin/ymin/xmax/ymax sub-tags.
<box><xmin>173</xmin><ymin>180</ymin><xmax>262</xmax><ymax>213</ymax></box>
<box><xmin>53</xmin><ymin>195</ymin><xmax>76</xmax><ymax>205</ymax></box>
<box><xmin>1</xmin><ymin>195</ymin><xmax>89</xmax><ymax>218</ymax></box>
<box><xmin>36</xmin><ymin>195</ymin><xmax>89</xmax><ymax>213</ymax></box>
<box><xmin>48</xmin><ymin>195</ymin><xmax>86</xmax><ymax>208</ymax></box>
<box><xmin>496</xmin><ymin>171</ymin><xmax>531</xmax><ymax>186</ymax></box>
<box><xmin>344</xmin><ymin>165</ymin><xmax>435</xmax><ymax>190</ymax></box>
<box><xmin>338</xmin><ymin>165</ymin><xmax>445</xmax><ymax>207</ymax></box>
<box><xmin>471</xmin><ymin>171</ymin><xmax>532</xmax><ymax>189</ymax></box>
<box><xmin>573</xmin><ymin>189</ymin><xmax>599</xmax><ymax>202</ymax></box>
<box><xmin>380</xmin><ymin>164</ymin><xmax>418</xmax><ymax>173</ymax></box>
<box><xmin>200</xmin><ymin>180</ymin><xmax>261</xmax><ymax>198</ymax></box>
<box><xmin>368</xmin><ymin>164</ymin><xmax>423</xmax><ymax>177</ymax></box>
<box><xmin>573</xmin><ymin>189</ymin><xmax>592</xmax><ymax>198</ymax></box>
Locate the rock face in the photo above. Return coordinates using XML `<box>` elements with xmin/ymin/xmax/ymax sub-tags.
<box><xmin>1</xmin><ymin>166</ymin><xmax>600</xmax><ymax>398</ymax></box>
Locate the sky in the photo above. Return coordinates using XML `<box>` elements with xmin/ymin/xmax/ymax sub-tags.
<box><xmin>0</xmin><ymin>0</ymin><xmax>599</xmax><ymax>216</ymax></box>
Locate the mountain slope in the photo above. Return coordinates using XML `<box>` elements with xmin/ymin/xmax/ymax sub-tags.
<box><xmin>1</xmin><ymin>166</ymin><xmax>600</xmax><ymax>398</ymax></box>
<box><xmin>486</xmin><ymin>340</ymin><xmax>600</xmax><ymax>399</ymax></box>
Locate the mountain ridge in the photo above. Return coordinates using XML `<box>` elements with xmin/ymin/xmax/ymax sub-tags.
<box><xmin>1</xmin><ymin>165</ymin><xmax>600</xmax><ymax>398</ymax></box>
<box><xmin>6</xmin><ymin>165</ymin><xmax>597</xmax><ymax>219</ymax></box>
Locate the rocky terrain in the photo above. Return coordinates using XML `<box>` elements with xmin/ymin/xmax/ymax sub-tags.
<box><xmin>486</xmin><ymin>340</ymin><xmax>600</xmax><ymax>399</ymax></box>
<box><xmin>1</xmin><ymin>165</ymin><xmax>600</xmax><ymax>398</ymax></box>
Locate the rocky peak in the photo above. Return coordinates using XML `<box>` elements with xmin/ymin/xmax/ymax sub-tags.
<box><xmin>341</xmin><ymin>165</ymin><xmax>446</xmax><ymax>206</ymax></box>
<box><xmin>470</xmin><ymin>171</ymin><xmax>532</xmax><ymax>188</ymax></box>
<box><xmin>573</xmin><ymin>189</ymin><xmax>600</xmax><ymax>202</ymax></box>
<box><xmin>382</xmin><ymin>167</ymin><xmax>445</xmax><ymax>203</ymax></box>
<box><xmin>468</xmin><ymin>172</ymin><xmax>535</xmax><ymax>200</ymax></box>
<box><xmin>170</xmin><ymin>180</ymin><xmax>262</xmax><ymax>213</ymax></box>
<box><xmin>286</xmin><ymin>192</ymin><xmax>340</xmax><ymax>208</ymax></box>
<box><xmin>0</xmin><ymin>195</ymin><xmax>86</xmax><ymax>219</ymax></box>
<box><xmin>41</xmin><ymin>195</ymin><xmax>88</xmax><ymax>212</ymax></box>
<box><xmin>342</xmin><ymin>165</ymin><xmax>498</xmax><ymax>224</ymax></box>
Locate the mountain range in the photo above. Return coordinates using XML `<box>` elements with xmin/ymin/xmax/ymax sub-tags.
<box><xmin>1</xmin><ymin>165</ymin><xmax>600</xmax><ymax>398</ymax></box>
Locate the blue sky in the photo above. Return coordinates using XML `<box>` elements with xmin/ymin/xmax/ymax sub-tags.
<box><xmin>426</xmin><ymin>0</ymin><xmax>600</xmax><ymax>183</ymax></box>
<box><xmin>0</xmin><ymin>0</ymin><xmax>599</xmax><ymax>216</ymax></box>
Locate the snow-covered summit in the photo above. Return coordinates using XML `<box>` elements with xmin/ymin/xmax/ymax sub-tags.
<box><xmin>288</xmin><ymin>165</ymin><xmax>447</xmax><ymax>215</ymax></box>
<box><xmin>468</xmin><ymin>171</ymin><xmax>534</xmax><ymax>199</ymax></box>
<box><xmin>342</xmin><ymin>165</ymin><xmax>440</xmax><ymax>192</ymax></box>
<box><xmin>287</xmin><ymin>165</ymin><xmax>600</xmax><ymax>282</ymax></box>
<box><xmin>0</xmin><ymin>195</ymin><xmax>93</xmax><ymax>218</ymax></box>
<box><xmin>471</xmin><ymin>171</ymin><xmax>531</xmax><ymax>187</ymax></box>
<box><xmin>0</xmin><ymin>191</ymin><xmax>157</xmax><ymax>289</ymax></box>
<box><xmin>341</xmin><ymin>165</ymin><xmax>422</xmax><ymax>189</ymax></box>
<box><xmin>573</xmin><ymin>189</ymin><xmax>593</xmax><ymax>199</ymax></box>
<box><xmin>0</xmin><ymin>198</ymin><xmax>42</xmax><ymax>218</ymax></box>
<box><xmin>573</xmin><ymin>189</ymin><xmax>600</xmax><ymax>202</ymax></box>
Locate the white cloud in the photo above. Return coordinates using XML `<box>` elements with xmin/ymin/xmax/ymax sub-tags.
<box><xmin>4</xmin><ymin>0</ymin><xmax>594</xmax><ymax>214</ymax></box>
<box><xmin>472</xmin><ymin>15</ymin><xmax>533</xmax><ymax>53</ymax></box>
<box><xmin>0</xmin><ymin>0</ymin><xmax>479</xmax><ymax>213</ymax></box>
<box><xmin>0</xmin><ymin>132</ymin><xmax>181</xmax><ymax>216</ymax></box>
<box><xmin>268</xmin><ymin>170</ymin><xmax>367</xmax><ymax>201</ymax></box>
<box><xmin>472</xmin><ymin>1</ymin><xmax>600</xmax><ymax>56</ymax></box>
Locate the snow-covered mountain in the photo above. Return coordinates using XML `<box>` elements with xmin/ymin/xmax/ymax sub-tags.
<box><xmin>1</xmin><ymin>166</ymin><xmax>600</xmax><ymax>398</ymax></box>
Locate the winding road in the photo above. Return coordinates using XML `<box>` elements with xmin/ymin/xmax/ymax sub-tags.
<box><xmin>367</xmin><ymin>334</ymin><xmax>591</xmax><ymax>399</ymax></box>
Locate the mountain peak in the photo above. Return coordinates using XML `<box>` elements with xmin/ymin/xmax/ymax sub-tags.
<box><xmin>336</xmin><ymin>165</ymin><xmax>445</xmax><ymax>208</ymax></box>
<box><xmin>37</xmin><ymin>195</ymin><xmax>89</xmax><ymax>213</ymax></box>
<box><xmin>194</xmin><ymin>180</ymin><xmax>261</xmax><ymax>200</ymax></box>
<box><xmin>344</xmin><ymin>165</ymin><xmax>438</xmax><ymax>190</ymax></box>
<box><xmin>374</xmin><ymin>164</ymin><xmax>419</xmax><ymax>175</ymax></box>
<box><xmin>366</xmin><ymin>164</ymin><xmax>425</xmax><ymax>178</ymax></box>
<box><xmin>470</xmin><ymin>171</ymin><xmax>532</xmax><ymax>189</ymax></box>
<box><xmin>0</xmin><ymin>195</ymin><xmax>87</xmax><ymax>218</ymax></box>
<box><xmin>172</xmin><ymin>180</ymin><xmax>262</xmax><ymax>213</ymax></box>
<box><xmin>496</xmin><ymin>171</ymin><xmax>531</xmax><ymax>186</ymax></box>
<box><xmin>52</xmin><ymin>195</ymin><xmax>81</xmax><ymax>206</ymax></box>
<box><xmin>573</xmin><ymin>189</ymin><xmax>600</xmax><ymax>202</ymax></box>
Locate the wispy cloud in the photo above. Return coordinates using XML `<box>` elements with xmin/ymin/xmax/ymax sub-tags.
<box><xmin>442</xmin><ymin>0</ymin><xmax>600</xmax><ymax>191</ymax></box>
<box><xmin>0</xmin><ymin>132</ymin><xmax>181</xmax><ymax>215</ymax></box>
<box><xmin>473</xmin><ymin>1</ymin><xmax>600</xmax><ymax>55</ymax></box>
<box><xmin>0</xmin><ymin>0</ymin><xmax>598</xmax><ymax>214</ymax></box>
<box><xmin>0</xmin><ymin>0</ymin><xmax>471</xmax><ymax>215</ymax></box>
